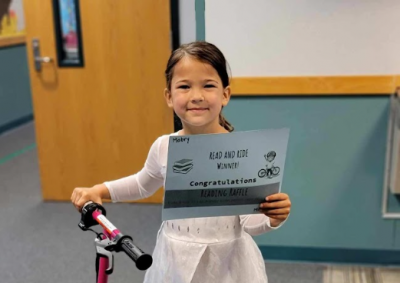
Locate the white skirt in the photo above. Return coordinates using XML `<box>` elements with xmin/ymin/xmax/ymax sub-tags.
<box><xmin>143</xmin><ymin>216</ymin><xmax>268</xmax><ymax>283</ymax></box>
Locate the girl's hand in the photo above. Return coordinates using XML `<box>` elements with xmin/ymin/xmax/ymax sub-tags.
<box><xmin>71</xmin><ymin>186</ymin><xmax>104</xmax><ymax>212</ymax></box>
<box><xmin>259</xmin><ymin>193</ymin><xmax>291</xmax><ymax>227</ymax></box>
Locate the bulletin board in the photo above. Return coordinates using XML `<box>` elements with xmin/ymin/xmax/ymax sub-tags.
<box><xmin>0</xmin><ymin>0</ymin><xmax>25</xmax><ymax>47</ymax></box>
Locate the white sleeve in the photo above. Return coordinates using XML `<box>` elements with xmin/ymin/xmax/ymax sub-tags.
<box><xmin>103</xmin><ymin>137</ymin><xmax>164</xmax><ymax>202</ymax></box>
<box><xmin>240</xmin><ymin>214</ymin><xmax>287</xmax><ymax>236</ymax></box>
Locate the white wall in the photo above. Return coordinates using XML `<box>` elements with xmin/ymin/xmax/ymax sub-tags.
<box><xmin>205</xmin><ymin>0</ymin><xmax>400</xmax><ymax>76</ymax></box>
<box><xmin>179</xmin><ymin>0</ymin><xmax>196</xmax><ymax>44</ymax></box>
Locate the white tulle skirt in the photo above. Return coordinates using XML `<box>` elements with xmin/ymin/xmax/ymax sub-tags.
<box><xmin>143</xmin><ymin>216</ymin><xmax>268</xmax><ymax>283</ymax></box>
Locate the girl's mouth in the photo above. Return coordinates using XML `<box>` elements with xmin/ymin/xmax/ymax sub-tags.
<box><xmin>188</xmin><ymin>108</ymin><xmax>208</xmax><ymax>112</ymax></box>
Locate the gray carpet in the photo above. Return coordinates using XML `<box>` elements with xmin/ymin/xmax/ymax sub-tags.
<box><xmin>0</xmin><ymin>122</ymin><xmax>324</xmax><ymax>283</ymax></box>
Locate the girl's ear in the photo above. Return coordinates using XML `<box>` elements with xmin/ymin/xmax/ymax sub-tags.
<box><xmin>164</xmin><ymin>88</ymin><xmax>174</xmax><ymax>108</ymax></box>
<box><xmin>222</xmin><ymin>86</ymin><xmax>231</xmax><ymax>107</ymax></box>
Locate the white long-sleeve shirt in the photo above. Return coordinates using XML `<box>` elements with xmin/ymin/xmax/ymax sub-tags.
<box><xmin>104</xmin><ymin>132</ymin><xmax>285</xmax><ymax>283</ymax></box>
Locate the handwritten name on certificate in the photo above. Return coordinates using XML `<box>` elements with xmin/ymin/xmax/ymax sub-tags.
<box><xmin>162</xmin><ymin>128</ymin><xmax>290</xmax><ymax>221</ymax></box>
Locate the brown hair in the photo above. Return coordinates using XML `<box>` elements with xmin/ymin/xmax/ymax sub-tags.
<box><xmin>165</xmin><ymin>41</ymin><xmax>234</xmax><ymax>132</ymax></box>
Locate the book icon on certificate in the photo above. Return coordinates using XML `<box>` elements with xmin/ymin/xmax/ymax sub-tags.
<box><xmin>173</xmin><ymin>159</ymin><xmax>194</xmax><ymax>174</ymax></box>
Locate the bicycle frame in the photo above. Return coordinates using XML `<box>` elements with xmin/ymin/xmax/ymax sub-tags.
<box><xmin>98</xmin><ymin>258</ymin><xmax>109</xmax><ymax>283</ymax></box>
<box><xmin>98</xmin><ymin>229</ymin><xmax>111</xmax><ymax>283</ymax></box>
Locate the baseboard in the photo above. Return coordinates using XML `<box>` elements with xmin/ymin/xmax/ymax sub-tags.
<box><xmin>0</xmin><ymin>114</ymin><xmax>34</xmax><ymax>135</ymax></box>
<box><xmin>260</xmin><ymin>246</ymin><xmax>400</xmax><ymax>266</ymax></box>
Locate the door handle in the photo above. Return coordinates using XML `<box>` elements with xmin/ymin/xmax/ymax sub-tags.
<box><xmin>32</xmin><ymin>38</ymin><xmax>53</xmax><ymax>72</ymax></box>
<box><xmin>36</xmin><ymin>56</ymin><xmax>52</xmax><ymax>64</ymax></box>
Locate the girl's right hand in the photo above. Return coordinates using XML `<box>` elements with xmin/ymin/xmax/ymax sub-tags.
<box><xmin>71</xmin><ymin>186</ymin><xmax>103</xmax><ymax>212</ymax></box>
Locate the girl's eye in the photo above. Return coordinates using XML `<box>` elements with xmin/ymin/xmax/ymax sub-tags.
<box><xmin>178</xmin><ymin>85</ymin><xmax>190</xmax><ymax>89</ymax></box>
<box><xmin>205</xmin><ymin>84</ymin><xmax>216</xmax><ymax>88</ymax></box>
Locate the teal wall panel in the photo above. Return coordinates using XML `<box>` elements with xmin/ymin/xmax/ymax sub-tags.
<box><xmin>0</xmin><ymin>45</ymin><xmax>32</xmax><ymax>130</ymax></box>
<box><xmin>195</xmin><ymin>0</ymin><xmax>205</xmax><ymax>40</ymax></box>
<box><xmin>396</xmin><ymin>221</ymin><xmax>400</xmax><ymax>249</ymax></box>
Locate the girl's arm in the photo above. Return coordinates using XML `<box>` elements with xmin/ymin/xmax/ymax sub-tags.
<box><xmin>104</xmin><ymin>169</ymin><xmax>163</xmax><ymax>202</ymax></box>
<box><xmin>239</xmin><ymin>214</ymin><xmax>287</xmax><ymax>236</ymax></box>
<box><xmin>104</xmin><ymin>137</ymin><xmax>164</xmax><ymax>202</ymax></box>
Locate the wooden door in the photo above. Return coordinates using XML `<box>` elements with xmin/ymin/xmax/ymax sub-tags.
<box><xmin>23</xmin><ymin>0</ymin><xmax>173</xmax><ymax>203</ymax></box>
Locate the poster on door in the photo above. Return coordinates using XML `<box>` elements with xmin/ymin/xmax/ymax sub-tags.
<box><xmin>58</xmin><ymin>0</ymin><xmax>79</xmax><ymax>60</ymax></box>
<box><xmin>0</xmin><ymin>0</ymin><xmax>25</xmax><ymax>41</ymax></box>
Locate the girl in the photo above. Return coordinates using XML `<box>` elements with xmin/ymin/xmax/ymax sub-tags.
<box><xmin>71</xmin><ymin>41</ymin><xmax>291</xmax><ymax>283</ymax></box>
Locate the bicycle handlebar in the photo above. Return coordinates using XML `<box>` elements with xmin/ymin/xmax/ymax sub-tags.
<box><xmin>120</xmin><ymin>237</ymin><xmax>153</xmax><ymax>270</ymax></box>
<box><xmin>79</xmin><ymin>201</ymin><xmax>153</xmax><ymax>271</ymax></box>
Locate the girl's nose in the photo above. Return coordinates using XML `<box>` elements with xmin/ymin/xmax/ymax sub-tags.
<box><xmin>190</xmin><ymin>89</ymin><xmax>204</xmax><ymax>102</ymax></box>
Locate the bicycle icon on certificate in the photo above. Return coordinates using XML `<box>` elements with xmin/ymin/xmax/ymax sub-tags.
<box><xmin>258</xmin><ymin>151</ymin><xmax>280</xmax><ymax>179</ymax></box>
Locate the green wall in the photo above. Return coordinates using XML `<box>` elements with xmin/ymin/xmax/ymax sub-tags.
<box><xmin>0</xmin><ymin>45</ymin><xmax>32</xmax><ymax>132</ymax></box>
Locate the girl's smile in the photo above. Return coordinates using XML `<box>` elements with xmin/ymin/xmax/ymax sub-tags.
<box><xmin>187</xmin><ymin>107</ymin><xmax>209</xmax><ymax>113</ymax></box>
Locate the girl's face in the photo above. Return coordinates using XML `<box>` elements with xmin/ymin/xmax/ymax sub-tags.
<box><xmin>164</xmin><ymin>56</ymin><xmax>231</xmax><ymax>134</ymax></box>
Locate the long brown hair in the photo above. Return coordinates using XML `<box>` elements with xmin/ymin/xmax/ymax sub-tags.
<box><xmin>165</xmin><ymin>41</ymin><xmax>234</xmax><ymax>132</ymax></box>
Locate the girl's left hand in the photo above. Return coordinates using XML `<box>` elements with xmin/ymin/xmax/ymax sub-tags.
<box><xmin>259</xmin><ymin>193</ymin><xmax>291</xmax><ymax>227</ymax></box>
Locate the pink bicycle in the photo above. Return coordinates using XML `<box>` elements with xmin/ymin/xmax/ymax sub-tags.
<box><xmin>78</xmin><ymin>202</ymin><xmax>153</xmax><ymax>283</ymax></box>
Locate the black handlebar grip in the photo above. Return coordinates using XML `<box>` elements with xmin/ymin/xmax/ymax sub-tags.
<box><xmin>121</xmin><ymin>238</ymin><xmax>153</xmax><ymax>270</ymax></box>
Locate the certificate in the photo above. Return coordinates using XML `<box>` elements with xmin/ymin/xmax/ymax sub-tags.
<box><xmin>162</xmin><ymin>128</ymin><xmax>290</xmax><ymax>221</ymax></box>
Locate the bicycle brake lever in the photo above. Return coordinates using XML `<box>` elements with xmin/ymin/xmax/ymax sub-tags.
<box><xmin>95</xmin><ymin>238</ymin><xmax>115</xmax><ymax>275</ymax></box>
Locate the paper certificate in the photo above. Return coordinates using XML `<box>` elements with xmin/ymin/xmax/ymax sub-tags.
<box><xmin>162</xmin><ymin>128</ymin><xmax>290</xmax><ymax>221</ymax></box>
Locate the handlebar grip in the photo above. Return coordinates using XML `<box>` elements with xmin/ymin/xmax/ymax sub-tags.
<box><xmin>120</xmin><ymin>238</ymin><xmax>153</xmax><ymax>270</ymax></box>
